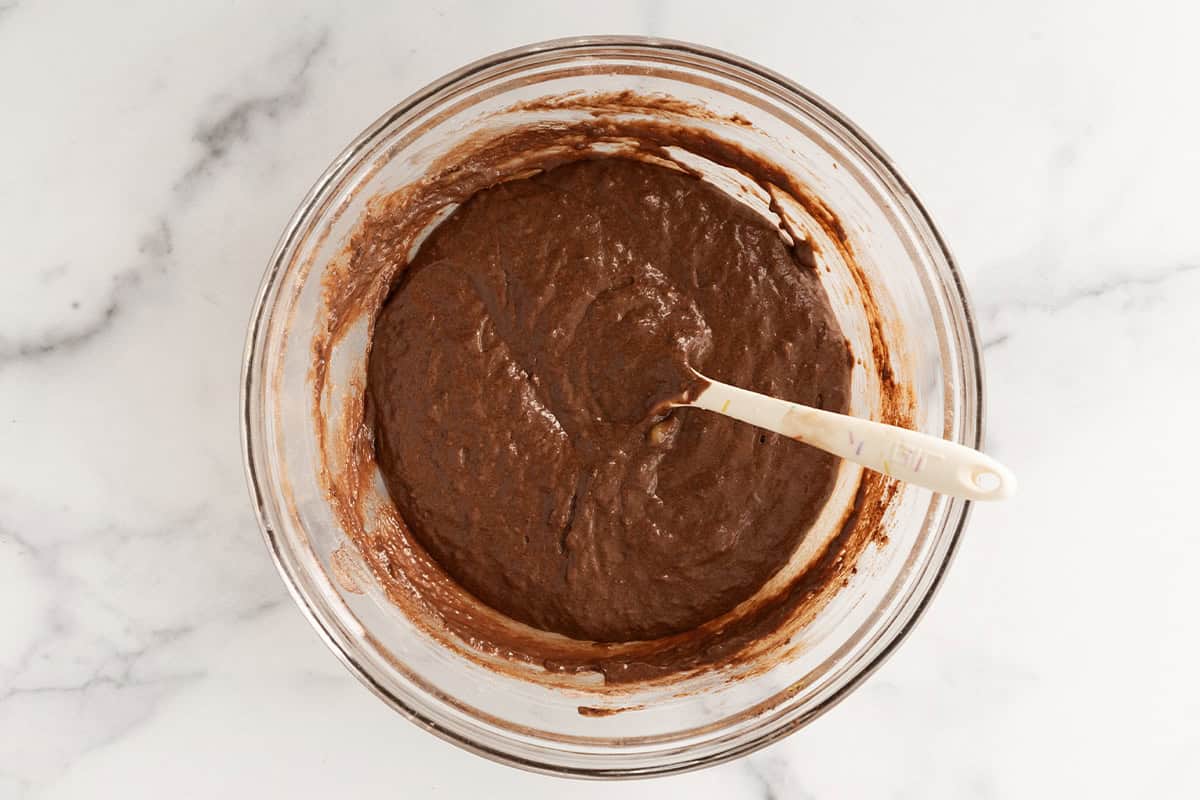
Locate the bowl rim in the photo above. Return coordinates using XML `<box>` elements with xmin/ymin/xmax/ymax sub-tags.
<box><xmin>241</xmin><ymin>34</ymin><xmax>983</xmax><ymax>778</ymax></box>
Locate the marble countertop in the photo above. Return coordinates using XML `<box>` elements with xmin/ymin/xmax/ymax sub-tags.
<box><xmin>3</xmin><ymin>1</ymin><xmax>1197</xmax><ymax>797</ymax></box>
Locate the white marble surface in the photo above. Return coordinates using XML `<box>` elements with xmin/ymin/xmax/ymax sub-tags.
<box><xmin>2</xmin><ymin>1</ymin><xmax>1198</xmax><ymax>796</ymax></box>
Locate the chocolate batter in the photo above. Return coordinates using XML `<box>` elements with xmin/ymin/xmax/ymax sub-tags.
<box><xmin>367</xmin><ymin>158</ymin><xmax>853</xmax><ymax>643</ymax></box>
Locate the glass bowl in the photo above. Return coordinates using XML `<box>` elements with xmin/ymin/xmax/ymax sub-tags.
<box><xmin>241</xmin><ymin>36</ymin><xmax>982</xmax><ymax>778</ymax></box>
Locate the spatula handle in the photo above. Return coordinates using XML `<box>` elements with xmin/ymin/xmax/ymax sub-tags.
<box><xmin>690</xmin><ymin>377</ymin><xmax>1016</xmax><ymax>501</ymax></box>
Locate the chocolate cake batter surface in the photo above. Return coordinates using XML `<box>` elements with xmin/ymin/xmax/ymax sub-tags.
<box><xmin>367</xmin><ymin>158</ymin><xmax>853</xmax><ymax>644</ymax></box>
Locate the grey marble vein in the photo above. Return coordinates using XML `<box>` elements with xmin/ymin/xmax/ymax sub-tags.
<box><xmin>0</xmin><ymin>291</ymin><xmax>121</xmax><ymax>365</ymax></box>
<box><xmin>0</xmin><ymin>508</ymin><xmax>258</xmax><ymax>683</ymax></box>
<box><xmin>744</xmin><ymin>755</ymin><xmax>817</xmax><ymax>800</ymax></box>
<box><xmin>744</xmin><ymin>760</ymin><xmax>780</xmax><ymax>800</ymax></box>
<box><xmin>137</xmin><ymin>217</ymin><xmax>174</xmax><ymax>262</ymax></box>
<box><xmin>0</xmin><ymin>216</ymin><xmax>173</xmax><ymax>368</ymax></box>
<box><xmin>0</xmin><ymin>529</ymin><xmax>198</xmax><ymax>784</ymax></box>
<box><xmin>979</xmin><ymin>262</ymin><xmax>1195</xmax><ymax>352</ymax></box>
<box><xmin>978</xmin><ymin>261</ymin><xmax>1200</xmax><ymax>349</ymax></box>
<box><xmin>982</xmin><ymin>332</ymin><xmax>1010</xmax><ymax>351</ymax></box>
<box><xmin>0</xmin><ymin>674</ymin><xmax>195</xmax><ymax>794</ymax></box>
<box><xmin>38</xmin><ymin>262</ymin><xmax>69</xmax><ymax>283</ymax></box>
<box><xmin>0</xmin><ymin>504</ymin><xmax>283</xmax><ymax>789</ymax></box>
<box><xmin>175</xmin><ymin>29</ymin><xmax>330</xmax><ymax>193</ymax></box>
<box><xmin>0</xmin><ymin>670</ymin><xmax>201</xmax><ymax>705</ymax></box>
<box><xmin>2</xmin><ymin>30</ymin><xmax>326</xmax><ymax>370</ymax></box>
<box><xmin>1037</xmin><ymin>261</ymin><xmax>1200</xmax><ymax>313</ymax></box>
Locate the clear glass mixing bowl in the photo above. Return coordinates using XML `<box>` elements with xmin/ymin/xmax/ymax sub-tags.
<box><xmin>241</xmin><ymin>36</ymin><xmax>982</xmax><ymax>778</ymax></box>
